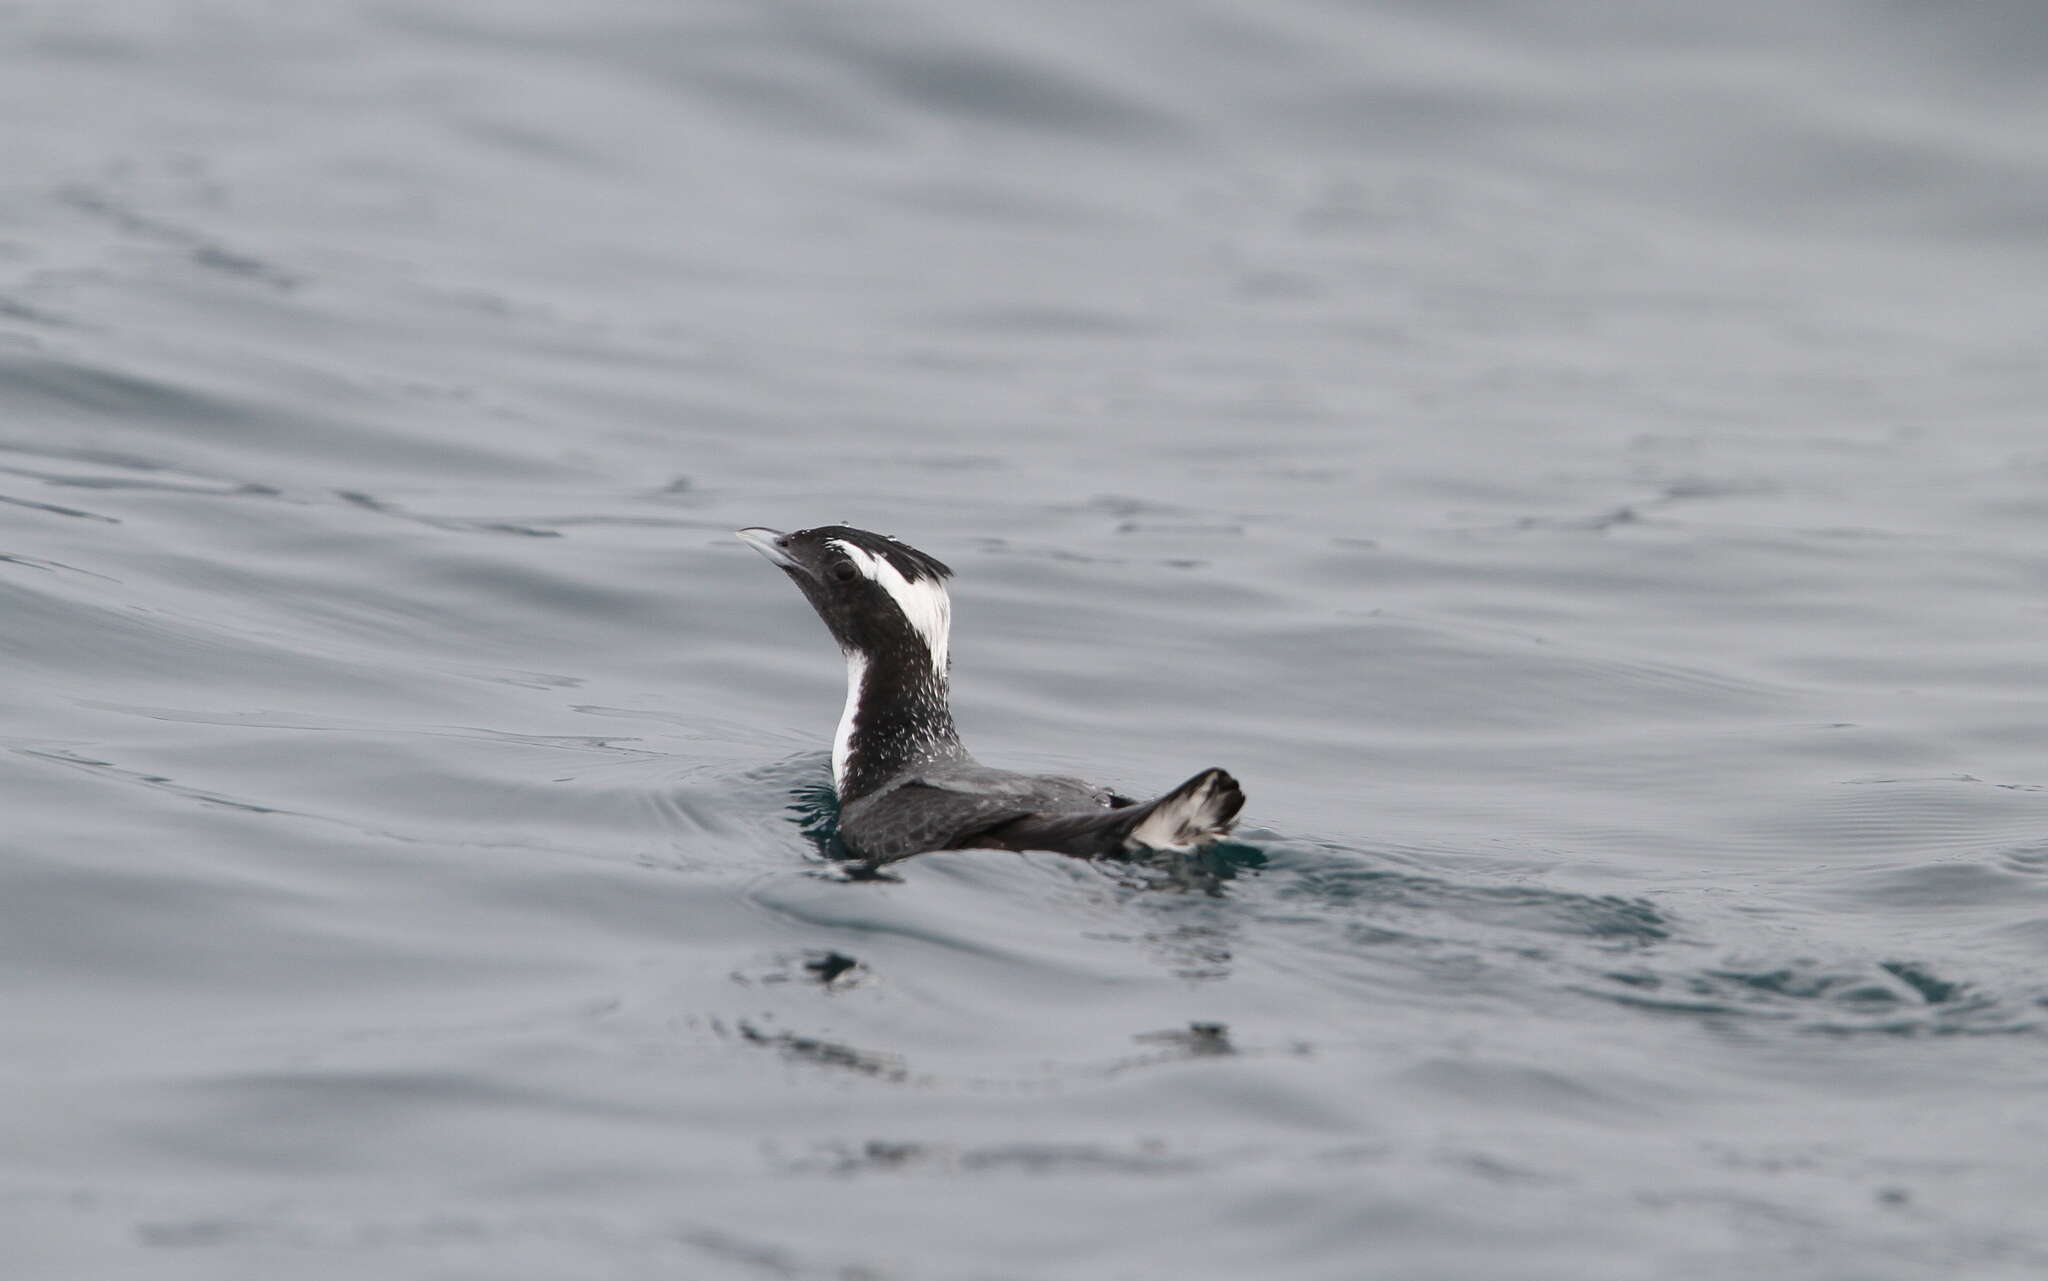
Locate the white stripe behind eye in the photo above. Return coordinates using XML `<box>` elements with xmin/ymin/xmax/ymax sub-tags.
<box><xmin>831</xmin><ymin>539</ymin><xmax>951</xmax><ymax>673</ymax></box>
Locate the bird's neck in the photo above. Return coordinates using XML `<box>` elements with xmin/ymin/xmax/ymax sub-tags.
<box><xmin>834</xmin><ymin>646</ymin><xmax>960</xmax><ymax>802</ymax></box>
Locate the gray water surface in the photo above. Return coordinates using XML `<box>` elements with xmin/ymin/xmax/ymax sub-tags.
<box><xmin>5</xmin><ymin>2</ymin><xmax>2048</xmax><ymax>1278</ymax></box>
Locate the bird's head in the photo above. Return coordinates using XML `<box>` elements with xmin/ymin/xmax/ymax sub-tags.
<box><xmin>735</xmin><ymin>525</ymin><xmax>954</xmax><ymax>676</ymax></box>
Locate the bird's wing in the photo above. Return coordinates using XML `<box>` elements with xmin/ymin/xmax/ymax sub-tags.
<box><xmin>838</xmin><ymin>781</ymin><xmax>1037</xmax><ymax>863</ymax></box>
<box><xmin>912</xmin><ymin>764</ymin><xmax>1113</xmax><ymax>808</ymax></box>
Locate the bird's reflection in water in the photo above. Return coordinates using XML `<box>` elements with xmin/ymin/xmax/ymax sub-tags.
<box><xmin>1108</xmin><ymin>838</ymin><xmax>1267</xmax><ymax>896</ymax></box>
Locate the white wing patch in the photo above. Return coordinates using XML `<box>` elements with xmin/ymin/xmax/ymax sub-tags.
<box><xmin>1125</xmin><ymin>770</ymin><xmax>1236</xmax><ymax>853</ymax></box>
<box><xmin>831</xmin><ymin>539</ymin><xmax>951</xmax><ymax>673</ymax></box>
<box><xmin>833</xmin><ymin>650</ymin><xmax>868</xmax><ymax>791</ymax></box>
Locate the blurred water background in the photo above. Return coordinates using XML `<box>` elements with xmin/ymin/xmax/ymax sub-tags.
<box><xmin>5</xmin><ymin>1</ymin><xmax>2048</xmax><ymax>1277</ymax></box>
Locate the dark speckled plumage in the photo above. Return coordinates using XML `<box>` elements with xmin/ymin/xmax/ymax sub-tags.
<box><xmin>738</xmin><ymin>525</ymin><xmax>1244</xmax><ymax>863</ymax></box>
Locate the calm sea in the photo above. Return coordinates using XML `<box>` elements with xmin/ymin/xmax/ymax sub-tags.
<box><xmin>5</xmin><ymin>2</ymin><xmax>2048</xmax><ymax>1277</ymax></box>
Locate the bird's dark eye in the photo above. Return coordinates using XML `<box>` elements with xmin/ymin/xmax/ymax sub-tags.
<box><xmin>829</xmin><ymin>559</ymin><xmax>859</xmax><ymax>583</ymax></box>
